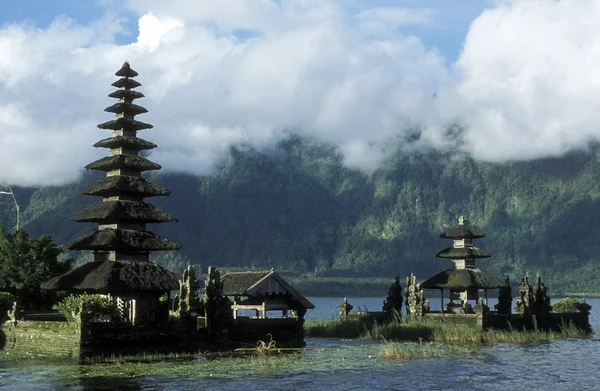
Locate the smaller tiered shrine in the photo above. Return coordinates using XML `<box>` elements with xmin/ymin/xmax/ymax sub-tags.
<box><xmin>421</xmin><ymin>216</ymin><xmax>506</xmax><ymax>313</ymax></box>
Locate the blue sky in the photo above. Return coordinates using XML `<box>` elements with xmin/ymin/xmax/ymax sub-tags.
<box><xmin>1</xmin><ymin>0</ymin><xmax>118</xmax><ymax>28</ymax></box>
<box><xmin>0</xmin><ymin>0</ymin><xmax>598</xmax><ymax>187</ymax></box>
<box><xmin>0</xmin><ymin>0</ymin><xmax>489</xmax><ymax>61</ymax></box>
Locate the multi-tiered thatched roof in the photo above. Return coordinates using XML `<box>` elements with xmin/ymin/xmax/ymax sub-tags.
<box><xmin>42</xmin><ymin>62</ymin><xmax>180</xmax><ymax>293</ymax></box>
<box><xmin>421</xmin><ymin>216</ymin><xmax>506</xmax><ymax>291</ymax></box>
<box><xmin>435</xmin><ymin>216</ymin><xmax>490</xmax><ymax>260</ymax></box>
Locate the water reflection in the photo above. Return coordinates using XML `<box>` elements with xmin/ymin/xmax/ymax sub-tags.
<box><xmin>78</xmin><ymin>375</ymin><xmax>142</xmax><ymax>391</ymax></box>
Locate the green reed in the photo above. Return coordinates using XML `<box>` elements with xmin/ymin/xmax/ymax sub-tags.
<box><xmin>307</xmin><ymin>315</ymin><xmax>591</xmax><ymax>345</ymax></box>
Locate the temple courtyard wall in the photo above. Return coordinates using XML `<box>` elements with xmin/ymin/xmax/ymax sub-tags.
<box><xmin>229</xmin><ymin>318</ymin><xmax>305</xmax><ymax>348</ymax></box>
<box><xmin>1</xmin><ymin>319</ymin><xmax>205</xmax><ymax>359</ymax></box>
<box><xmin>1</xmin><ymin>320</ymin><xmax>81</xmax><ymax>358</ymax></box>
<box><xmin>426</xmin><ymin>311</ymin><xmax>591</xmax><ymax>332</ymax></box>
<box><xmin>482</xmin><ymin>311</ymin><xmax>591</xmax><ymax>332</ymax></box>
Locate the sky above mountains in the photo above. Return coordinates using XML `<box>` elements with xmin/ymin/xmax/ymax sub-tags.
<box><xmin>0</xmin><ymin>0</ymin><xmax>598</xmax><ymax>186</ymax></box>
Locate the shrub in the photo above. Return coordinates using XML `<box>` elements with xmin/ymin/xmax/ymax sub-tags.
<box><xmin>551</xmin><ymin>298</ymin><xmax>580</xmax><ymax>313</ymax></box>
<box><xmin>0</xmin><ymin>291</ymin><xmax>14</xmax><ymax>317</ymax></box>
<box><xmin>57</xmin><ymin>293</ymin><xmax>117</xmax><ymax>322</ymax></box>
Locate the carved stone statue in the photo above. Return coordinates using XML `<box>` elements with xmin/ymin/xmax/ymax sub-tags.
<box><xmin>515</xmin><ymin>275</ymin><xmax>534</xmax><ymax>329</ymax></box>
<box><xmin>338</xmin><ymin>297</ymin><xmax>353</xmax><ymax>317</ymax></box>
<box><xmin>405</xmin><ymin>274</ymin><xmax>428</xmax><ymax>319</ymax></box>
<box><xmin>179</xmin><ymin>265</ymin><xmax>200</xmax><ymax>317</ymax></box>
<box><xmin>7</xmin><ymin>301</ymin><xmax>17</xmax><ymax>321</ymax></box>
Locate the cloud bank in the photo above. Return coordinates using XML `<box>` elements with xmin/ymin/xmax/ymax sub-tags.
<box><xmin>0</xmin><ymin>0</ymin><xmax>598</xmax><ymax>186</ymax></box>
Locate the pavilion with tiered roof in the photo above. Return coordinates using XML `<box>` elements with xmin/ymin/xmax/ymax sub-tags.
<box><xmin>42</xmin><ymin>62</ymin><xmax>181</xmax><ymax>323</ymax></box>
<box><xmin>421</xmin><ymin>216</ymin><xmax>507</xmax><ymax>314</ymax></box>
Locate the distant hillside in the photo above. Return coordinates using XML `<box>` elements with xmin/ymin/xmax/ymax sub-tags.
<box><xmin>2</xmin><ymin>135</ymin><xmax>600</xmax><ymax>294</ymax></box>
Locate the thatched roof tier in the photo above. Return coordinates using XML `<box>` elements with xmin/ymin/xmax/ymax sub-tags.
<box><xmin>72</xmin><ymin>200</ymin><xmax>177</xmax><ymax>223</ymax></box>
<box><xmin>108</xmin><ymin>89</ymin><xmax>145</xmax><ymax>101</ymax></box>
<box><xmin>85</xmin><ymin>155</ymin><xmax>161</xmax><ymax>172</ymax></box>
<box><xmin>97</xmin><ymin>117</ymin><xmax>153</xmax><ymax>131</ymax></box>
<box><xmin>41</xmin><ymin>260</ymin><xmax>179</xmax><ymax>293</ymax></box>
<box><xmin>440</xmin><ymin>225</ymin><xmax>485</xmax><ymax>239</ymax></box>
<box><xmin>67</xmin><ymin>228</ymin><xmax>182</xmax><ymax>251</ymax></box>
<box><xmin>93</xmin><ymin>136</ymin><xmax>157</xmax><ymax>150</ymax></box>
<box><xmin>421</xmin><ymin>268</ymin><xmax>508</xmax><ymax>290</ymax></box>
<box><xmin>104</xmin><ymin>102</ymin><xmax>148</xmax><ymax>116</ymax></box>
<box><xmin>440</xmin><ymin>216</ymin><xmax>485</xmax><ymax>239</ymax></box>
<box><xmin>111</xmin><ymin>78</ymin><xmax>141</xmax><ymax>89</ymax></box>
<box><xmin>222</xmin><ymin>271</ymin><xmax>270</xmax><ymax>295</ymax></box>
<box><xmin>221</xmin><ymin>269</ymin><xmax>315</xmax><ymax>310</ymax></box>
<box><xmin>80</xmin><ymin>176</ymin><xmax>170</xmax><ymax>197</ymax></box>
<box><xmin>436</xmin><ymin>246</ymin><xmax>491</xmax><ymax>259</ymax></box>
<box><xmin>115</xmin><ymin>62</ymin><xmax>139</xmax><ymax>78</ymax></box>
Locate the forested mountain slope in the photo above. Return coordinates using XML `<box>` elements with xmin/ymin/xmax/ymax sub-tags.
<box><xmin>2</xmin><ymin>136</ymin><xmax>599</xmax><ymax>294</ymax></box>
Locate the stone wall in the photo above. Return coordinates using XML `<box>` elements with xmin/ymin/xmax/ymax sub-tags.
<box><xmin>1</xmin><ymin>319</ymin><xmax>205</xmax><ymax>359</ymax></box>
<box><xmin>548</xmin><ymin>312</ymin><xmax>591</xmax><ymax>332</ymax></box>
<box><xmin>469</xmin><ymin>312</ymin><xmax>590</xmax><ymax>332</ymax></box>
<box><xmin>482</xmin><ymin>313</ymin><xmax>525</xmax><ymax>330</ymax></box>
<box><xmin>80</xmin><ymin>322</ymin><xmax>203</xmax><ymax>357</ymax></box>
<box><xmin>1</xmin><ymin>320</ymin><xmax>81</xmax><ymax>358</ymax></box>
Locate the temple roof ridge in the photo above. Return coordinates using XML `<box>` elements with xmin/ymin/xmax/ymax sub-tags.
<box><xmin>440</xmin><ymin>215</ymin><xmax>486</xmax><ymax>240</ymax></box>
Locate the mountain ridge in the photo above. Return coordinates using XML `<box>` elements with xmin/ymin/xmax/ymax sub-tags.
<box><xmin>2</xmin><ymin>136</ymin><xmax>599</xmax><ymax>294</ymax></box>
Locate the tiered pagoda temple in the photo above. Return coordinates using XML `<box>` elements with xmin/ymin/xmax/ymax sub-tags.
<box><xmin>42</xmin><ymin>62</ymin><xmax>181</xmax><ymax>323</ymax></box>
<box><xmin>421</xmin><ymin>216</ymin><xmax>506</xmax><ymax>313</ymax></box>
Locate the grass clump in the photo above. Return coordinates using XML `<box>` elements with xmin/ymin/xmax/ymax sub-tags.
<box><xmin>304</xmin><ymin>317</ymin><xmax>365</xmax><ymax>338</ymax></box>
<box><xmin>379</xmin><ymin>340</ymin><xmax>480</xmax><ymax>360</ymax></box>
<box><xmin>80</xmin><ymin>351</ymin><xmax>199</xmax><ymax>365</ymax></box>
<box><xmin>309</xmin><ymin>314</ymin><xmax>591</xmax><ymax>345</ymax></box>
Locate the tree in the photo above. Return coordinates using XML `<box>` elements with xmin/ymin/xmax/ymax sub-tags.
<box><xmin>494</xmin><ymin>276</ymin><xmax>512</xmax><ymax>314</ymax></box>
<box><xmin>0</xmin><ymin>227</ymin><xmax>71</xmax><ymax>309</ymax></box>
<box><xmin>382</xmin><ymin>274</ymin><xmax>403</xmax><ymax>321</ymax></box>
<box><xmin>202</xmin><ymin>266</ymin><xmax>233</xmax><ymax>346</ymax></box>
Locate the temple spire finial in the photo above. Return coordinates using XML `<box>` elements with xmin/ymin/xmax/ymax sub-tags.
<box><xmin>459</xmin><ymin>215</ymin><xmax>467</xmax><ymax>225</ymax></box>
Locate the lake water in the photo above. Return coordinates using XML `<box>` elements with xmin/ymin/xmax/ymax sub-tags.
<box><xmin>1</xmin><ymin>297</ymin><xmax>598</xmax><ymax>391</ymax></box>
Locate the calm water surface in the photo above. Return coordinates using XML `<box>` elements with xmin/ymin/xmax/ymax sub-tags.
<box><xmin>1</xmin><ymin>297</ymin><xmax>598</xmax><ymax>391</ymax></box>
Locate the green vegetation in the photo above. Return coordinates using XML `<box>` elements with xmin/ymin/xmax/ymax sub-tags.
<box><xmin>0</xmin><ymin>227</ymin><xmax>70</xmax><ymax>309</ymax></box>
<box><xmin>203</xmin><ymin>267</ymin><xmax>233</xmax><ymax>345</ymax></box>
<box><xmin>0</xmin><ymin>291</ymin><xmax>14</xmax><ymax>316</ymax></box>
<box><xmin>382</xmin><ymin>274</ymin><xmax>402</xmax><ymax>320</ymax></box>
<box><xmin>551</xmin><ymin>298</ymin><xmax>581</xmax><ymax>313</ymax></box>
<box><xmin>57</xmin><ymin>293</ymin><xmax>117</xmax><ymax>322</ymax></box>
<box><xmin>304</xmin><ymin>317</ymin><xmax>366</xmax><ymax>338</ymax></box>
<box><xmin>306</xmin><ymin>315</ymin><xmax>591</xmax><ymax>343</ymax></box>
<box><xmin>4</xmin><ymin>136</ymin><xmax>600</xmax><ymax>293</ymax></box>
<box><xmin>379</xmin><ymin>341</ymin><xmax>480</xmax><ymax>360</ymax></box>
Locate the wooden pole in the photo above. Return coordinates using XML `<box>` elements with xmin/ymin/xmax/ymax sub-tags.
<box><xmin>441</xmin><ymin>289</ymin><xmax>444</xmax><ymax>314</ymax></box>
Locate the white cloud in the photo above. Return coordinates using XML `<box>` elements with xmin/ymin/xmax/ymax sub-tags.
<box><xmin>428</xmin><ymin>0</ymin><xmax>600</xmax><ymax>161</ymax></box>
<box><xmin>1</xmin><ymin>0</ymin><xmax>600</xmax><ymax>186</ymax></box>
<box><xmin>134</xmin><ymin>12</ymin><xmax>184</xmax><ymax>52</ymax></box>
